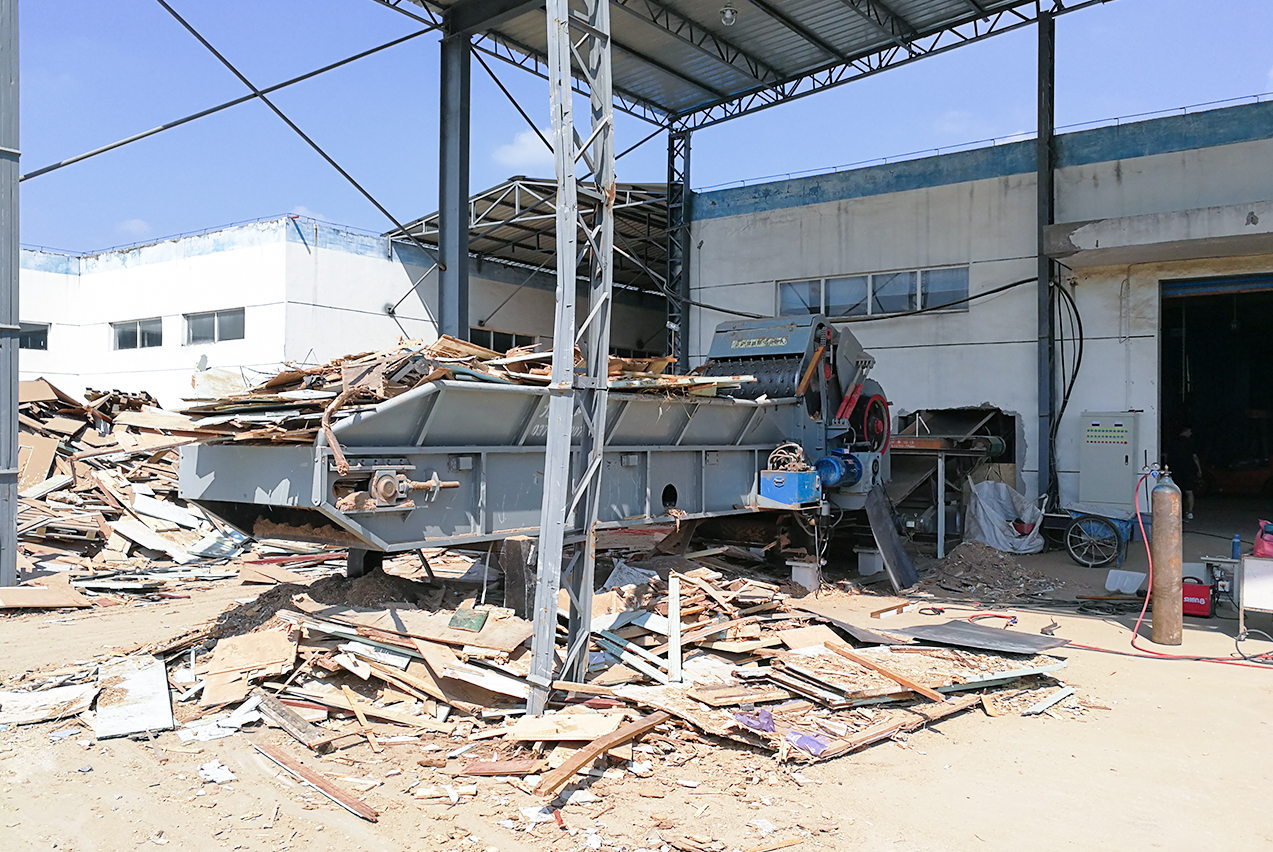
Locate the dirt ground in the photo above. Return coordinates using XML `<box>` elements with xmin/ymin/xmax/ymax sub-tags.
<box><xmin>3</xmin><ymin>533</ymin><xmax>1273</xmax><ymax>852</ymax></box>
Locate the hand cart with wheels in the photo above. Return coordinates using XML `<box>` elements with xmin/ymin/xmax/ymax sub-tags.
<box><xmin>1040</xmin><ymin>502</ymin><xmax>1142</xmax><ymax>568</ymax></box>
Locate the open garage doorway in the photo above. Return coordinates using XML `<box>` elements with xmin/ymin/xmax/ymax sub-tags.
<box><xmin>1161</xmin><ymin>274</ymin><xmax>1273</xmax><ymax>541</ymax></box>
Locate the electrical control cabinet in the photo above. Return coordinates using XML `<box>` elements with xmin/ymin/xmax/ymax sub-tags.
<box><xmin>1078</xmin><ymin>411</ymin><xmax>1140</xmax><ymax>507</ymax></box>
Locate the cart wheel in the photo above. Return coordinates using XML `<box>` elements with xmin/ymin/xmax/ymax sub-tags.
<box><xmin>1065</xmin><ymin>515</ymin><xmax>1122</xmax><ymax>568</ymax></box>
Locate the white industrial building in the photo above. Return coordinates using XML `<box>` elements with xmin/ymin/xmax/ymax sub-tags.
<box><xmin>688</xmin><ymin>99</ymin><xmax>1273</xmax><ymax>506</ymax></box>
<box><xmin>16</xmin><ymin>207</ymin><xmax>667</xmax><ymax>408</ymax></box>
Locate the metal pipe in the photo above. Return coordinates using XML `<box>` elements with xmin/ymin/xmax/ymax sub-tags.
<box><xmin>0</xmin><ymin>0</ymin><xmax>17</xmax><ymax>587</ymax></box>
<box><xmin>1150</xmin><ymin>472</ymin><xmax>1183</xmax><ymax>646</ymax></box>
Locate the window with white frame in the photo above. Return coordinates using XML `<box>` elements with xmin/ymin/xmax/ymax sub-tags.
<box><xmin>777</xmin><ymin>266</ymin><xmax>969</xmax><ymax>318</ymax></box>
<box><xmin>113</xmin><ymin>317</ymin><xmax>163</xmax><ymax>350</ymax></box>
<box><xmin>186</xmin><ymin>308</ymin><xmax>245</xmax><ymax>344</ymax></box>
<box><xmin>468</xmin><ymin>327</ymin><xmax>537</xmax><ymax>353</ymax></box>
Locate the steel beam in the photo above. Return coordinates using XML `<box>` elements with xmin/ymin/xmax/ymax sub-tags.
<box><xmin>666</xmin><ymin>130</ymin><xmax>690</xmax><ymax>365</ymax></box>
<box><xmin>1036</xmin><ymin>11</ymin><xmax>1055</xmax><ymax>501</ymax></box>
<box><xmin>0</xmin><ymin>0</ymin><xmax>15</xmax><ymax>587</ymax></box>
<box><xmin>674</xmin><ymin>0</ymin><xmax>1105</xmax><ymax>131</ymax></box>
<box><xmin>832</xmin><ymin>0</ymin><xmax>918</xmax><ymax>53</ymax></box>
<box><xmin>445</xmin><ymin>0</ymin><xmax>539</xmax><ymax>34</ymax></box>
<box><xmin>527</xmin><ymin>0</ymin><xmax>617</xmax><ymax>713</ymax></box>
<box><xmin>438</xmin><ymin>32</ymin><xmax>472</xmax><ymax>339</ymax></box>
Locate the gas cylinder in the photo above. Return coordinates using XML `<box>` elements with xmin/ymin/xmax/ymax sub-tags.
<box><xmin>1150</xmin><ymin>471</ymin><xmax>1183</xmax><ymax>645</ymax></box>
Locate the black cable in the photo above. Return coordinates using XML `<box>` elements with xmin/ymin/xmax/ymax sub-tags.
<box><xmin>20</xmin><ymin>26</ymin><xmax>437</xmax><ymax>182</ymax></box>
<box><xmin>1235</xmin><ymin>629</ymin><xmax>1273</xmax><ymax>664</ymax></box>
<box><xmin>154</xmin><ymin>0</ymin><xmax>441</xmax><ymax>264</ymax></box>
<box><xmin>840</xmin><ymin>276</ymin><xmax>1035</xmax><ymax>323</ymax></box>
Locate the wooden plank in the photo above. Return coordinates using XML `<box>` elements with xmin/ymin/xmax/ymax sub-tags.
<box><xmin>17</xmin><ymin>432</ymin><xmax>58</xmax><ymax>491</ymax></box>
<box><xmin>18</xmin><ymin>473</ymin><xmax>74</xmax><ymax>500</ymax></box>
<box><xmin>461</xmin><ymin>759</ymin><xmax>544</xmax><ymax>777</ymax></box>
<box><xmin>826</xmin><ymin>643</ymin><xmax>946</xmax><ymax>703</ymax></box>
<box><xmin>111</xmin><ymin>517</ymin><xmax>195</xmax><ymax>564</ymax></box>
<box><xmin>536</xmin><ymin>711</ymin><xmax>671</xmax><ymax>798</ymax></box>
<box><xmin>41</xmin><ymin>415</ymin><xmax>87</xmax><ymax>436</ymax></box>
<box><xmin>551</xmin><ymin>680</ymin><xmax>616</xmax><ymax>697</ymax></box>
<box><xmin>252</xmin><ymin>742</ymin><xmax>379</xmax><ymax>822</ymax></box>
<box><xmin>256</xmin><ymin>692</ymin><xmax>335</xmax><ymax>752</ymax></box>
<box><xmin>288</xmin><ymin>686</ymin><xmax>452</xmax><ymax>732</ymax></box>
<box><xmin>777</xmin><ymin>625</ymin><xmax>842</xmax><ymax>650</ymax></box>
<box><xmin>505</xmin><ymin>712</ymin><xmax>624</xmax><ymax>742</ymax></box>
<box><xmin>688</xmin><ymin>683</ymin><xmax>790</xmax><ymax>708</ymax></box>
<box><xmin>114</xmin><ymin>409</ymin><xmax>200</xmax><ymax>432</ymax></box>
<box><xmin>0</xmin><ymin>582</ymin><xmax>92</xmax><ymax>609</ymax></box>
<box><xmin>647</xmin><ymin>616</ymin><xmax>757</xmax><ymax>658</ymax></box>
<box><xmin>96</xmin><ymin>655</ymin><xmax>175</xmax><ymax>739</ymax></box>
<box><xmin>0</xmin><ymin>684</ymin><xmax>97</xmax><ymax>725</ymax></box>
<box><xmin>239</xmin><ymin>562</ymin><xmax>307</xmax><ymax>585</ymax></box>
<box><xmin>341</xmin><ymin>686</ymin><xmax>383</xmax><ymax>753</ymax></box>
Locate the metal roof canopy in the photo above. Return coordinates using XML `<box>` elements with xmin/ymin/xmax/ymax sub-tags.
<box><xmin>391</xmin><ymin>176</ymin><xmax>668</xmax><ymax>290</ymax></box>
<box><xmin>414</xmin><ymin>0</ymin><xmax>1108</xmax><ymax>131</ymax></box>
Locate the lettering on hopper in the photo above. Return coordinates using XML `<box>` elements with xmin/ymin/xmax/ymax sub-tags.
<box><xmin>730</xmin><ymin>336</ymin><xmax>788</xmax><ymax>349</ymax></box>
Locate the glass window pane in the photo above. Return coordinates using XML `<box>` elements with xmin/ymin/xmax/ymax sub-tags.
<box><xmin>468</xmin><ymin>327</ymin><xmax>492</xmax><ymax>349</ymax></box>
<box><xmin>139</xmin><ymin>318</ymin><xmax>163</xmax><ymax>348</ymax></box>
<box><xmin>515</xmin><ymin>333</ymin><xmax>537</xmax><ymax>349</ymax></box>
<box><xmin>825</xmin><ymin>276</ymin><xmax>869</xmax><ymax>317</ymax></box>
<box><xmin>217</xmin><ymin>309</ymin><xmax>245</xmax><ymax>341</ymax></box>
<box><xmin>18</xmin><ymin>324</ymin><xmax>48</xmax><ymax>351</ymax></box>
<box><xmin>491</xmin><ymin>331</ymin><xmax>514</xmax><ymax>352</ymax></box>
<box><xmin>778</xmin><ymin>280</ymin><xmax>821</xmax><ymax>316</ymax></box>
<box><xmin>871</xmin><ymin>271</ymin><xmax>916</xmax><ymax>315</ymax></box>
<box><xmin>922</xmin><ymin>267</ymin><xmax>969</xmax><ymax>310</ymax></box>
<box><xmin>188</xmin><ymin>313</ymin><xmax>215</xmax><ymax>344</ymax></box>
<box><xmin>114</xmin><ymin>322</ymin><xmax>138</xmax><ymax>350</ymax></box>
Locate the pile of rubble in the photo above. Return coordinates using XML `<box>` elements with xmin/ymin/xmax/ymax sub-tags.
<box><xmin>0</xmin><ymin>526</ymin><xmax>1092</xmax><ymax>844</ymax></box>
<box><xmin>176</xmin><ymin>336</ymin><xmax>755</xmax><ymax>446</ymax></box>
<box><xmin>918</xmin><ymin>541</ymin><xmax>1060</xmax><ymax>602</ymax></box>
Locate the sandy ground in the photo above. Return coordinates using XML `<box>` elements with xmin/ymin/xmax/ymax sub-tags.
<box><xmin>3</xmin><ymin>517</ymin><xmax>1273</xmax><ymax>852</ymax></box>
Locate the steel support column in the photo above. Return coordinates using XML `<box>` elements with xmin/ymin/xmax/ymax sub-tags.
<box><xmin>666</xmin><ymin>130</ymin><xmax>690</xmax><ymax>365</ymax></box>
<box><xmin>1036</xmin><ymin>11</ymin><xmax>1055</xmax><ymax>501</ymax></box>
<box><xmin>0</xmin><ymin>0</ymin><xmax>17</xmax><ymax>587</ymax></box>
<box><xmin>527</xmin><ymin>0</ymin><xmax>617</xmax><ymax>713</ymax></box>
<box><xmin>438</xmin><ymin>32</ymin><xmax>471</xmax><ymax>339</ymax></box>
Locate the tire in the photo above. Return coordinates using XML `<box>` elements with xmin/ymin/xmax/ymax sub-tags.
<box><xmin>1065</xmin><ymin>516</ymin><xmax>1122</xmax><ymax>568</ymax></box>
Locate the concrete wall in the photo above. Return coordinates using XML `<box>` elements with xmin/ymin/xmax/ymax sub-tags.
<box><xmin>688</xmin><ymin>101</ymin><xmax>1273</xmax><ymax>502</ymax></box>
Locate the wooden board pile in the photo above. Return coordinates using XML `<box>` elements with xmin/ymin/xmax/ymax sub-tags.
<box><xmin>176</xmin><ymin>336</ymin><xmax>756</xmax><ymax>445</ymax></box>
<box><xmin>0</xmin><ymin>526</ymin><xmax>1097</xmax><ymax>837</ymax></box>
<box><xmin>8</xmin><ymin>377</ymin><xmax>358</xmax><ymax>608</ymax></box>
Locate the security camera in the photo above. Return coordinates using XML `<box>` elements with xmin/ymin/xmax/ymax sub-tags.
<box><xmin>720</xmin><ymin>2</ymin><xmax>738</xmax><ymax>26</ymax></box>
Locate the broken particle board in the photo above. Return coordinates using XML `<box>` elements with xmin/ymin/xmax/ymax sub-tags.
<box><xmin>96</xmin><ymin>655</ymin><xmax>175</xmax><ymax>739</ymax></box>
<box><xmin>238</xmin><ymin>562</ymin><xmax>308</xmax><ymax>585</ymax></box>
<box><xmin>776</xmin><ymin>624</ymin><xmax>843</xmax><ymax>650</ymax></box>
<box><xmin>0</xmin><ymin>684</ymin><xmax>97</xmax><ymax>725</ymax></box>
<box><xmin>294</xmin><ymin>599</ymin><xmax>533</xmax><ymax>653</ymax></box>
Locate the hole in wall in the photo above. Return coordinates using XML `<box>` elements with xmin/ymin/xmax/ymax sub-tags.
<box><xmin>661</xmin><ymin>484</ymin><xmax>678</xmax><ymax>510</ymax></box>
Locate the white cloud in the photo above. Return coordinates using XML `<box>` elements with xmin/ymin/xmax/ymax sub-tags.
<box><xmin>115</xmin><ymin>218</ymin><xmax>152</xmax><ymax>240</ymax></box>
<box><xmin>492</xmin><ymin>128</ymin><xmax>554</xmax><ymax>173</ymax></box>
<box><xmin>289</xmin><ymin>204</ymin><xmax>327</xmax><ymax>222</ymax></box>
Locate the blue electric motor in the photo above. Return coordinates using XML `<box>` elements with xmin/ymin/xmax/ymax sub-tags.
<box><xmin>815</xmin><ymin>452</ymin><xmax>863</xmax><ymax>488</ymax></box>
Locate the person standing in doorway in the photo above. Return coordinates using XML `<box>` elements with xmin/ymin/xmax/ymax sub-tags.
<box><xmin>1167</xmin><ymin>425</ymin><xmax>1202</xmax><ymax>520</ymax></box>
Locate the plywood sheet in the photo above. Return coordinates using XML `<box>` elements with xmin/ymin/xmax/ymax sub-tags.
<box><xmin>17</xmin><ymin>432</ymin><xmax>58</xmax><ymax>491</ymax></box>
<box><xmin>296</xmin><ymin>601</ymin><xmax>532</xmax><ymax>653</ymax></box>
<box><xmin>0</xmin><ymin>582</ymin><xmax>91</xmax><ymax>609</ymax></box>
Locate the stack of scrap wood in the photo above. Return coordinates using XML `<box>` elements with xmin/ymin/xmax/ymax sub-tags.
<box><xmin>1</xmin><ymin>523</ymin><xmax>1097</xmax><ymax>832</ymax></box>
<box><xmin>178</xmin><ymin>336</ymin><xmax>756</xmax><ymax>444</ymax></box>
<box><xmin>8</xmin><ymin>377</ymin><xmax>351</xmax><ymax>609</ymax></box>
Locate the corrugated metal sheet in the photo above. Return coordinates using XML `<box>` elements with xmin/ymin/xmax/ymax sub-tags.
<box><xmin>449</xmin><ymin>0</ymin><xmax>1075</xmax><ymax>120</ymax></box>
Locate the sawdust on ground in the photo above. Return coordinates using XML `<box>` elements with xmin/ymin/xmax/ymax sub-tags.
<box><xmin>918</xmin><ymin>541</ymin><xmax>1059</xmax><ymax>602</ymax></box>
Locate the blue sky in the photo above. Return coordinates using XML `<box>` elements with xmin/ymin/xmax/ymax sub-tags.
<box><xmin>16</xmin><ymin>0</ymin><xmax>1273</xmax><ymax>251</ymax></box>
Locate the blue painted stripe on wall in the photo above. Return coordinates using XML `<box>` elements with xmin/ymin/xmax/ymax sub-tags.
<box><xmin>694</xmin><ymin>100</ymin><xmax>1273</xmax><ymax>222</ymax></box>
<box><xmin>20</xmin><ymin>250</ymin><xmax>79</xmax><ymax>275</ymax></box>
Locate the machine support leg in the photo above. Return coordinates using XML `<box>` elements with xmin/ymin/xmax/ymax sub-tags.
<box><xmin>1036</xmin><ymin>11</ymin><xmax>1056</xmax><ymax>502</ymax></box>
<box><xmin>346</xmin><ymin>548</ymin><xmax>384</xmax><ymax>579</ymax></box>
<box><xmin>936</xmin><ymin>452</ymin><xmax>946</xmax><ymax>560</ymax></box>
<box><xmin>438</xmin><ymin>32</ymin><xmax>471</xmax><ymax>339</ymax></box>
<box><xmin>0</xmin><ymin>0</ymin><xmax>17</xmax><ymax>587</ymax></box>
